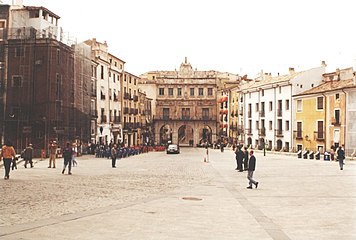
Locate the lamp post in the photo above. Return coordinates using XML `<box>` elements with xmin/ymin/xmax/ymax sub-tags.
<box><xmin>43</xmin><ymin>117</ymin><xmax>47</xmax><ymax>157</ymax></box>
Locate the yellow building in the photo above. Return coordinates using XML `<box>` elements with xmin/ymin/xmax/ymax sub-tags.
<box><xmin>293</xmin><ymin>67</ymin><xmax>354</xmax><ymax>153</ymax></box>
<box><xmin>293</xmin><ymin>94</ymin><xmax>326</xmax><ymax>153</ymax></box>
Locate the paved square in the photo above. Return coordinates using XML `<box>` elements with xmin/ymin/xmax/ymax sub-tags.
<box><xmin>0</xmin><ymin>148</ymin><xmax>355</xmax><ymax>239</ymax></box>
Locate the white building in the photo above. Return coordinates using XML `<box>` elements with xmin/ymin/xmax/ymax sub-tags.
<box><xmin>84</xmin><ymin>38</ymin><xmax>125</xmax><ymax>145</ymax></box>
<box><xmin>240</xmin><ymin>63</ymin><xmax>326</xmax><ymax>151</ymax></box>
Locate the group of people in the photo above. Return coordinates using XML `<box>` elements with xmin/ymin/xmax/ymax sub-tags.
<box><xmin>235</xmin><ymin>146</ymin><xmax>259</xmax><ymax>189</ymax></box>
<box><xmin>0</xmin><ymin>141</ymin><xmax>34</xmax><ymax>180</ymax></box>
<box><xmin>0</xmin><ymin>140</ymin><xmax>79</xmax><ymax>179</ymax></box>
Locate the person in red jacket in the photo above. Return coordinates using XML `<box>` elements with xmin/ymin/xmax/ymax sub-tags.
<box><xmin>1</xmin><ymin>141</ymin><xmax>16</xmax><ymax>180</ymax></box>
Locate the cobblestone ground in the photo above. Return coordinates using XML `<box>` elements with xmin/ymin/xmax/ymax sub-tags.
<box><xmin>0</xmin><ymin>149</ymin><xmax>212</xmax><ymax>227</ymax></box>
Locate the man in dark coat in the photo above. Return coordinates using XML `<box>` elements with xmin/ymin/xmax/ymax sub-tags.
<box><xmin>337</xmin><ymin>145</ymin><xmax>345</xmax><ymax>170</ymax></box>
<box><xmin>235</xmin><ymin>146</ymin><xmax>244</xmax><ymax>172</ymax></box>
<box><xmin>62</xmin><ymin>142</ymin><xmax>73</xmax><ymax>175</ymax></box>
<box><xmin>243</xmin><ymin>146</ymin><xmax>249</xmax><ymax>171</ymax></box>
<box><xmin>247</xmin><ymin>150</ymin><xmax>259</xmax><ymax>189</ymax></box>
<box><xmin>23</xmin><ymin>143</ymin><xmax>34</xmax><ymax>168</ymax></box>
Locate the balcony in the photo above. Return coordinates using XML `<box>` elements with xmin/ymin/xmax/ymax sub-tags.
<box><xmin>331</xmin><ymin>117</ymin><xmax>341</xmax><ymax>126</ymax></box>
<box><xmin>260</xmin><ymin>111</ymin><xmax>265</xmax><ymax>118</ymax></box>
<box><xmin>100</xmin><ymin>115</ymin><xmax>107</xmax><ymax>123</ymax></box>
<box><xmin>275</xmin><ymin>129</ymin><xmax>283</xmax><ymax>137</ymax></box>
<box><xmin>246</xmin><ymin>128</ymin><xmax>252</xmax><ymax>135</ymax></box>
<box><xmin>163</xmin><ymin>115</ymin><xmax>170</xmax><ymax>121</ymax></box>
<box><xmin>248</xmin><ymin>111</ymin><xmax>251</xmax><ymax>118</ymax></box>
<box><xmin>202</xmin><ymin>116</ymin><xmax>211</xmax><ymax>121</ymax></box>
<box><xmin>293</xmin><ymin>130</ymin><xmax>303</xmax><ymax>140</ymax></box>
<box><xmin>258</xmin><ymin>127</ymin><xmax>266</xmax><ymax>136</ymax></box>
<box><xmin>277</xmin><ymin>109</ymin><xmax>282</xmax><ymax>117</ymax></box>
<box><xmin>314</xmin><ymin>131</ymin><xmax>325</xmax><ymax>141</ymax></box>
<box><xmin>133</xmin><ymin>95</ymin><xmax>139</xmax><ymax>102</ymax></box>
<box><xmin>134</xmin><ymin>109</ymin><xmax>138</xmax><ymax>115</ymax></box>
<box><xmin>100</xmin><ymin>94</ymin><xmax>106</xmax><ymax>100</ymax></box>
<box><xmin>124</xmin><ymin>122</ymin><xmax>133</xmax><ymax>130</ymax></box>
<box><xmin>124</xmin><ymin>92</ymin><xmax>130</xmax><ymax>100</ymax></box>
<box><xmin>123</xmin><ymin>107</ymin><xmax>129</xmax><ymax>114</ymax></box>
<box><xmin>113</xmin><ymin>116</ymin><xmax>121</xmax><ymax>123</ymax></box>
<box><xmin>90</xmin><ymin>110</ymin><xmax>98</xmax><ymax>117</ymax></box>
<box><xmin>129</xmin><ymin>108</ymin><xmax>135</xmax><ymax>114</ymax></box>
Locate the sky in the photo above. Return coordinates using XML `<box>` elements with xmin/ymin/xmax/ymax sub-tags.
<box><xmin>3</xmin><ymin>0</ymin><xmax>356</xmax><ymax>77</ymax></box>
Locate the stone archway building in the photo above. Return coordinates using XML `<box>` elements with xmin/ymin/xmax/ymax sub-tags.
<box><xmin>139</xmin><ymin>58</ymin><xmax>239</xmax><ymax>146</ymax></box>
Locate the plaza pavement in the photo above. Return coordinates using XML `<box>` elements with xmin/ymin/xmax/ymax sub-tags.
<box><xmin>0</xmin><ymin>148</ymin><xmax>355</xmax><ymax>240</ymax></box>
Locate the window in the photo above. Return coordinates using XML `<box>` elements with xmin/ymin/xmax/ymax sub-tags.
<box><xmin>297</xmin><ymin>122</ymin><xmax>302</xmax><ymax>138</ymax></box>
<box><xmin>100</xmin><ymin>65</ymin><xmax>104</xmax><ymax>79</ymax></box>
<box><xmin>177</xmin><ymin>88</ymin><xmax>182</xmax><ymax>96</ymax></box>
<box><xmin>190</xmin><ymin>88</ymin><xmax>194</xmax><ymax>96</ymax></box>
<box><xmin>261</xmin><ymin>89</ymin><xmax>264</xmax><ymax>96</ymax></box>
<box><xmin>285</xmin><ymin>120</ymin><xmax>289</xmax><ymax>131</ymax></box>
<box><xmin>249</xmin><ymin>92</ymin><xmax>251</xmax><ymax>98</ymax></box>
<box><xmin>199</xmin><ymin>88</ymin><xmax>204</xmax><ymax>96</ymax></box>
<box><xmin>269</xmin><ymin>101</ymin><xmax>273</xmax><ymax>111</ymax></box>
<box><xmin>182</xmin><ymin>108</ymin><xmax>190</xmax><ymax>120</ymax></box>
<box><xmin>317</xmin><ymin>121</ymin><xmax>324</xmax><ymax>139</ymax></box>
<box><xmin>335</xmin><ymin>109</ymin><xmax>340</xmax><ymax>124</ymax></box>
<box><xmin>208</xmin><ymin>88</ymin><xmax>213</xmax><ymax>96</ymax></box>
<box><xmin>317</xmin><ymin>97</ymin><xmax>324</xmax><ymax>110</ymax></box>
<box><xmin>55</xmin><ymin>74</ymin><xmax>61</xmax><ymax>100</ymax></box>
<box><xmin>168</xmin><ymin>88</ymin><xmax>173</xmax><ymax>96</ymax></box>
<box><xmin>279</xmin><ymin>86</ymin><xmax>282</xmax><ymax>93</ymax></box>
<box><xmin>29</xmin><ymin>10</ymin><xmax>39</xmax><ymax>18</ymax></box>
<box><xmin>202</xmin><ymin>108</ymin><xmax>209</xmax><ymax>119</ymax></box>
<box><xmin>12</xmin><ymin>75</ymin><xmax>22</xmax><ymax>87</ymax></box>
<box><xmin>163</xmin><ymin>108</ymin><xmax>170</xmax><ymax>120</ymax></box>
<box><xmin>297</xmin><ymin>100</ymin><xmax>302</xmax><ymax>112</ymax></box>
<box><xmin>159</xmin><ymin>88</ymin><xmax>164</xmax><ymax>96</ymax></box>
<box><xmin>57</xmin><ymin>49</ymin><xmax>60</xmax><ymax>64</ymax></box>
<box><xmin>15</xmin><ymin>47</ymin><xmax>24</xmax><ymax>57</ymax></box>
<box><xmin>256</xmin><ymin>121</ymin><xmax>259</xmax><ymax>129</ymax></box>
<box><xmin>0</xmin><ymin>21</ymin><xmax>4</xmax><ymax>28</ymax></box>
<box><xmin>285</xmin><ymin>99</ymin><xmax>290</xmax><ymax>110</ymax></box>
<box><xmin>269</xmin><ymin>121</ymin><xmax>272</xmax><ymax>130</ymax></box>
<box><xmin>255</xmin><ymin>103</ymin><xmax>259</xmax><ymax>112</ymax></box>
<box><xmin>336</xmin><ymin>93</ymin><xmax>340</xmax><ymax>100</ymax></box>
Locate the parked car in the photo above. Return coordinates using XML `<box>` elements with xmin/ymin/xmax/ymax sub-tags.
<box><xmin>166</xmin><ymin>144</ymin><xmax>180</xmax><ymax>154</ymax></box>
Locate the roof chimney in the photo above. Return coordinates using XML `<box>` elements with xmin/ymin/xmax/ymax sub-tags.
<box><xmin>289</xmin><ymin>67</ymin><xmax>295</xmax><ymax>75</ymax></box>
<box><xmin>321</xmin><ymin>61</ymin><xmax>327</xmax><ymax>67</ymax></box>
<box><xmin>353</xmin><ymin>72</ymin><xmax>356</xmax><ymax>86</ymax></box>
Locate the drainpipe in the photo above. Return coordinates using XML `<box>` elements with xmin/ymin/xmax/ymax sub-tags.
<box><xmin>342</xmin><ymin>89</ymin><xmax>347</xmax><ymax>154</ymax></box>
<box><xmin>322</xmin><ymin>93</ymin><xmax>327</xmax><ymax>152</ymax></box>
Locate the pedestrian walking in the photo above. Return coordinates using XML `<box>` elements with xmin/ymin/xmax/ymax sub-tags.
<box><xmin>23</xmin><ymin>143</ymin><xmax>34</xmax><ymax>168</ymax></box>
<box><xmin>72</xmin><ymin>143</ymin><xmax>78</xmax><ymax>167</ymax></box>
<box><xmin>62</xmin><ymin>142</ymin><xmax>73</xmax><ymax>175</ymax></box>
<box><xmin>111</xmin><ymin>144</ymin><xmax>117</xmax><ymax>168</ymax></box>
<box><xmin>235</xmin><ymin>146</ymin><xmax>244</xmax><ymax>171</ymax></box>
<box><xmin>1</xmin><ymin>141</ymin><xmax>16</xmax><ymax>180</ymax></box>
<box><xmin>48</xmin><ymin>141</ymin><xmax>57</xmax><ymax>168</ymax></box>
<box><xmin>337</xmin><ymin>145</ymin><xmax>345</xmax><ymax>170</ymax></box>
<box><xmin>246</xmin><ymin>150</ymin><xmax>259</xmax><ymax>189</ymax></box>
<box><xmin>243</xmin><ymin>146</ymin><xmax>249</xmax><ymax>171</ymax></box>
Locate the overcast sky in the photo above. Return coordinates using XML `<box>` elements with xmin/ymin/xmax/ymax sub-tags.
<box><xmin>3</xmin><ymin>0</ymin><xmax>356</xmax><ymax>77</ymax></box>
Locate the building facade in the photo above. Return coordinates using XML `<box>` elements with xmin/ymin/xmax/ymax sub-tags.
<box><xmin>140</xmin><ymin>58</ymin><xmax>238</xmax><ymax>146</ymax></box>
<box><xmin>0</xmin><ymin>3</ymin><xmax>90</xmax><ymax>154</ymax></box>
<box><xmin>240</xmin><ymin>64</ymin><xmax>325</xmax><ymax>151</ymax></box>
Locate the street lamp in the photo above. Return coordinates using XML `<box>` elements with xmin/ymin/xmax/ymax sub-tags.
<box><xmin>43</xmin><ymin>117</ymin><xmax>47</xmax><ymax>157</ymax></box>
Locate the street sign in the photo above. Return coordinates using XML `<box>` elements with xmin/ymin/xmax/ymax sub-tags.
<box><xmin>22</xmin><ymin>126</ymin><xmax>32</xmax><ymax>133</ymax></box>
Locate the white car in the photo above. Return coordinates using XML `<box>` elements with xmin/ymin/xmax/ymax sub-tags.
<box><xmin>166</xmin><ymin>144</ymin><xmax>180</xmax><ymax>154</ymax></box>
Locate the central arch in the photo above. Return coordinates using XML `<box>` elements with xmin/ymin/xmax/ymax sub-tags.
<box><xmin>159</xmin><ymin>124</ymin><xmax>172</xmax><ymax>145</ymax></box>
<box><xmin>178</xmin><ymin>124</ymin><xmax>194</xmax><ymax>146</ymax></box>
